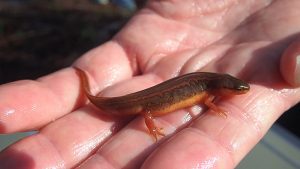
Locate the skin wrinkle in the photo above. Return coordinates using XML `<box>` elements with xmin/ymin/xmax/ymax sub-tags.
<box><xmin>93</xmin><ymin>143</ymin><xmax>132</xmax><ymax>169</ymax></box>
<box><xmin>255</xmin><ymin>12</ymin><xmax>273</xmax><ymax>42</ymax></box>
<box><xmin>149</xmin><ymin>24</ymin><xmax>191</xmax><ymax>62</ymax></box>
<box><xmin>247</xmin><ymin>98</ymin><xmax>270</xmax><ymax>130</ymax></box>
<box><xmin>164</xmin><ymin>50</ymin><xmax>197</xmax><ymax>75</ymax></box>
<box><xmin>274</xmin><ymin>87</ymin><xmax>300</xmax><ymax>104</ymax></box>
<box><xmin>105</xmin><ymin>67</ymin><xmax>125</xmax><ymax>88</ymax></box>
<box><xmin>76</xmin><ymin>42</ymin><xmax>136</xmax><ymax>90</ymax></box>
<box><xmin>190</xmin><ymin>112</ymin><xmax>245</xmax><ymax>167</ymax></box>
<box><xmin>254</xmin><ymin>1</ymin><xmax>297</xmax><ymax>42</ymax></box>
<box><xmin>79</xmin><ymin>68</ymin><xmax>121</xmax><ymax>98</ymax></box>
<box><xmin>223</xmin><ymin>92</ymin><xmax>264</xmax><ymax>137</ymax></box>
<box><xmin>113</xmin><ymin>36</ymin><xmax>145</xmax><ymax>75</ymax></box>
<box><xmin>111</xmin><ymin>40</ymin><xmax>140</xmax><ymax>75</ymax></box>
<box><xmin>147</xmin><ymin>53</ymin><xmax>184</xmax><ymax>77</ymax></box>
<box><xmin>42</xmin><ymin>106</ymin><xmax>122</xmax><ymax>169</ymax></box>
<box><xmin>145</xmin><ymin>3</ymin><xmax>165</xmax><ymax>19</ymax></box>
<box><xmin>195</xmin><ymin>92</ymin><xmax>265</xmax><ymax>153</ymax></box>
<box><xmin>136</xmin><ymin>9</ymin><xmax>217</xmax><ymax>71</ymax></box>
<box><xmin>202</xmin><ymin>109</ymin><xmax>244</xmax><ymax>154</ymax></box>
<box><xmin>223</xmin><ymin>98</ymin><xmax>262</xmax><ymax>136</ymax></box>
<box><xmin>37</xmin><ymin>81</ymin><xmax>64</xmax><ymax>118</ymax></box>
<box><xmin>147</xmin><ymin>1</ymin><xmax>189</xmax><ymax>20</ymax></box>
<box><xmin>224</xmin><ymin>127</ymin><xmax>240</xmax><ymax>153</ymax></box>
<box><xmin>149</xmin><ymin>0</ymin><xmax>237</xmax><ymax>19</ymax></box>
<box><xmin>72</xmin><ymin>129</ymin><xmax>112</xmax><ymax>160</ymax></box>
<box><xmin>210</xmin><ymin>6</ymin><xmax>227</xmax><ymax>30</ymax></box>
<box><xmin>93</xmin><ymin>66</ymin><xmax>124</xmax><ymax>90</ymax></box>
<box><xmin>122</xmin><ymin>0</ymin><xmax>268</xmax><ymax>72</ymax></box>
<box><xmin>87</xmin><ymin>110</ymin><xmax>193</xmax><ymax>168</ymax></box>
<box><xmin>71</xmin><ymin>113</ymin><xmax>114</xmax><ymax>162</ymax></box>
<box><xmin>184</xmin><ymin>127</ymin><xmax>235</xmax><ymax>168</ymax></box>
<box><xmin>38</xmin><ymin>133</ymin><xmax>66</xmax><ymax>169</ymax></box>
<box><xmin>183</xmin><ymin>45</ymin><xmax>230</xmax><ymax>73</ymax></box>
<box><xmin>191</xmin><ymin>1</ymin><xmax>267</xmax><ymax>33</ymax></box>
<box><xmin>244</xmin><ymin>87</ymin><xmax>293</xmax><ymax>133</ymax></box>
<box><xmin>154</xmin><ymin>112</ymin><xmax>180</xmax><ymax>133</ymax></box>
<box><xmin>43</xmin><ymin>86</ymin><xmax>63</xmax><ymax>120</ymax></box>
<box><xmin>203</xmin><ymin>110</ymin><xmax>229</xmax><ymax>141</ymax></box>
<box><xmin>83</xmin><ymin>68</ymin><xmax>126</xmax><ymax>99</ymax></box>
<box><xmin>270</xmin><ymin>89</ymin><xmax>295</xmax><ymax>111</ymax></box>
<box><xmin>94</xmin><ymin>152</ymin><xmax>119</xmax><ymax>169</ymax></box>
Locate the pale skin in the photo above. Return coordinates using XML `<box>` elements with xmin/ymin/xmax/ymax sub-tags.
<box><xmin>1</xmin><ymin>0</ymin><xmax>300</xmax><ymax>168</ymax></box>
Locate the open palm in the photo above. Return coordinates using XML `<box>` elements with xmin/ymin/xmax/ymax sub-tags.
<box><xmin>1</xmin><ymin>0</ymin><xmax>300</xmax><ymax>168</ymax></box>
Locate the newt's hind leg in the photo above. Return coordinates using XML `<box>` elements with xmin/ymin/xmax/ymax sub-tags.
<box><xmin>143</xmin><ymin>111</ymin><xmax>165</xmax><ymax>141</ymax></box>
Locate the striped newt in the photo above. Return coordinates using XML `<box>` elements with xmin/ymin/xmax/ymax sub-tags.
<box><xmin>75</xmin><ymin>67</ymin><xmax>250</xmax><ymax>141</ymax></box>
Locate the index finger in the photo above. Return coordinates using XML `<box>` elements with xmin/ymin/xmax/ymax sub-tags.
<box><xmin>0</xmin><ymin>41</ymin><xmax>134</xmax><ymax>133</ymax></box>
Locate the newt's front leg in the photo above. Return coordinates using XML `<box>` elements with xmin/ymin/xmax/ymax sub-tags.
<box><xmin>204</xmin><ymin>95</ymin><xmax>227</xmax><ymax>118</ymax></box>
<box><xmin>143</xmin><ymin>111</ymin><xmax>165</xmax><ymax>141</ymax></box>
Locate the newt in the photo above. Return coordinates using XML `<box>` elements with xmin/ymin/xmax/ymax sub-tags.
<box><xmin>75</xmin><ymin>67</ymin><xmax>250</xmax><ymax>141</ymax></box>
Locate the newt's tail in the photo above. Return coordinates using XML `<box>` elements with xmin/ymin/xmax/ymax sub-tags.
<box><xmin>74</xmin><ymin>67</ymin><xmax>105</xmax><ymax>103</ymax></box>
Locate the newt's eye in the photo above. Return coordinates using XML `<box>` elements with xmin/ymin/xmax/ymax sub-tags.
<box><xmin>237</xmin><ymin>84</ymin><xmax>250</xmax><ymax>91</ymax></box>
<box><xmin>232</xmin><ymin>83</ymin><xmax>250</xmax><ymax>94</ymax></box>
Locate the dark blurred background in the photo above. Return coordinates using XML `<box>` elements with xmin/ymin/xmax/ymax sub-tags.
<box><xmin>0</xmin><ymin>0</ymin><xmax>299</xmax><ymax>138</ymax></box>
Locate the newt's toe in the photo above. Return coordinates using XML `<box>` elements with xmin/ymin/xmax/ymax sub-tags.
<box><xmin>150</xmin><ymin>127</ymin><xmax>165</xmax><ymax>141</ymax></box>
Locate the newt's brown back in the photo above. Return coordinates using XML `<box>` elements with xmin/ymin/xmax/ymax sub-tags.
<box><xmin>75</xmin><ymin>67</ymin><xmax>250</xmax><ymax>116</ymax></box>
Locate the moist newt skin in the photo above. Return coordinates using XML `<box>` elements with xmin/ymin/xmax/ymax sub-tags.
<box><xmin>75</xmin><ymin>67</ymin><xmax>250</xmax><ymax>141</ymax></box>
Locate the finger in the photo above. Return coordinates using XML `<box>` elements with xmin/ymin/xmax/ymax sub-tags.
<box><xmin>0</xmin><ymin>41</ymin><xmax>133</xmax><ymax>133</ymax></box>
<box><xmin>0</xmin><ymin>68</ymin><xmax>79</xmax><ymax>133</ymax></box>
<box><xmin>76</xmin><ymin>108</ymin><xmax>202</xmax><ymax>169</ymax></box>
<box><xmin>0</xmin><ymin>72</ymin><xmax>180</xmax><ymax>168</ymax></box>
<box><xmin>0</xmin><ymin>106</ymin><xmax>124</xmax><ymax>169</ymax></box>
<box><xmin>117</xmin><ymin>0</ymin><xmax>271</xmax><ymax>71</ymax></box>
<box><xmin>281</xmin><ymin>39</ymin><xmax>300</xmax><ymax>86</ymax></box>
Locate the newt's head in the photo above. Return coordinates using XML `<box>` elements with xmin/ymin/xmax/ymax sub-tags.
<box><xmin>209</xmin><ymin>74</ymin><xmax>250</xmax><ymax>95</ymax></box>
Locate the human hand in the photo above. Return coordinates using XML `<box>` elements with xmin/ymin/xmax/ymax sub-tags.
<box><xmin>1</xmin><ymin>0</ymin><xmax>300</xmax><ymax>168</ymax></box>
